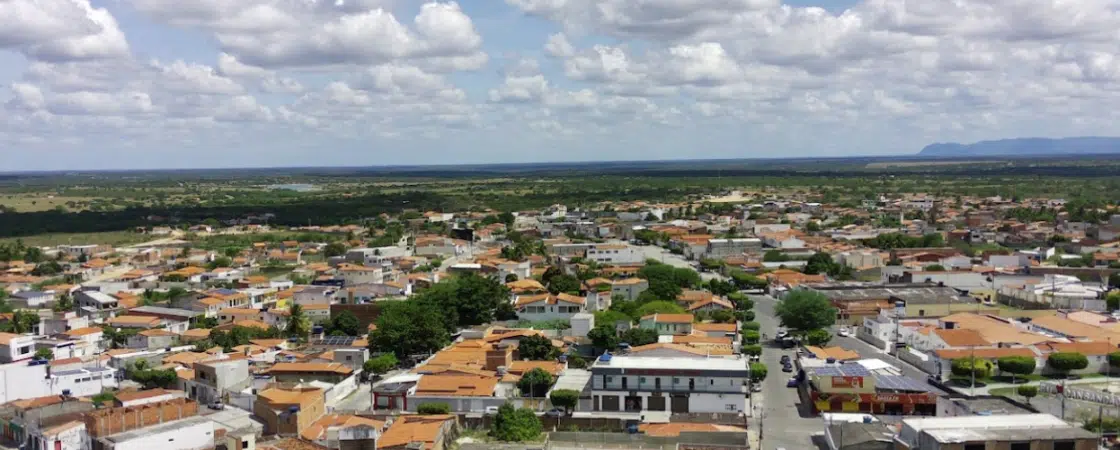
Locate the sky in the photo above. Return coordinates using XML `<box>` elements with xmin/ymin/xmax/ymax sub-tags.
<box><xmin>4</xmin><ymin>0</ymin><xmax>1120</xmax><ymax>170</ymax></box>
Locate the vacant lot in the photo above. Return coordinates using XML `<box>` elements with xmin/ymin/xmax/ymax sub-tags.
<box><xmin>0</xmin><ymin>194</ymin><xmax>95</xmax><ymax>212</ymax></box>
<box><xmin>0</xmin><ymin>231</ymin><xmax>150</xmax><ymax>248</ymax></box>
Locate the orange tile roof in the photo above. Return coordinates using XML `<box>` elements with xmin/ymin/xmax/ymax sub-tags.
<box><xmin>414</xmin><ymin>374</ymin><xmax>497</xmax><ymax>397</ymax></box>
<box><xmin>139</xmin><ymin>329</ymin><xmax>176</xmax><ymax>337</ymax></box>
<box><xmin>267</xmin><ymin>362</ymin><xmax>354</xmax><ymax>375</ymax></box>
<box><xmin>803</xmin><ymin>346</ymin><xmax>861</xmax><ymax>361</ymax></box>
<box><xmin>114</xmin><ymin>388</ymin><xmax>177</xmax><ymax>403</ymax></box>
<box><xmin>180</xmin><ymin>328</ymin><xmax>211</xmax><ymax>338</ymax></box>
<box><xmin>301</xmin><ymin>414</ymin><xmax>386</xmax><ymax>441</ymax></box>
<box><xmin>693</xmin><ymin>323</ymin><xmax>736</xmax><ymax>333</ymax></box>
<box><xmin>508</xmin><ymin>360</ymin><xmax>564</xmax><ymax>377</ymax></box>
<box><xmin>0</xmin><ymin>332</ymin><xmax>26</xmax><ymax>344</ymax></box>
<box><xmin>1037</xmin><ymin>341</ymin><xmax>1116</xmax><ymax>356</ymax></box>
<box><xmin>376</xmin><ymin>415</ymin><xmax>455</xmax><ymax>450</ymax></box>
<box><xmin>933</xmin><ymin>329</ymin><xmax>991</xmax><ymax>347</ymax></box>
<box><xmin>642</xmin><ymin>313</ymin><xmax>694</xmax><ymax>323</ymax></box>
<box><xmin>629</xmin><ymin>342</ymin><xmax>710</xmax><ymax>357</ymax></box>
<box><xmin>639</xmin><ymin>423</ymin><xmax>746</xmax><ymax>437</ymax></box>
<box><xmin>106</xmin><ymin>315</ymin><xmax>161</xmax><ymax>327</ymax></box>
<box><xmin>257</xmin><ymin>386</ymin><xmax>324</xmax><ymax>407</ymax></box>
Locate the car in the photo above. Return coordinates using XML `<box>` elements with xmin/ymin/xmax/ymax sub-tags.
<box><xmin>484</xmin><ymin>406</ymin><xmax>500</xmax><ymax>415</ymax></box>
<box><xmin>838</xmin><ymin>327</ymin><xmax>851</xmax><ymax>337</ymax></box>
<box><xmin>786</xmin><ymin>377</ymin><xmax>799</xmax><ymax>388</ymax></box>
<box><xmin>780</xmin><ymin>355</ymin><xmax>791</xmax><ymax>364</ymax></box>
<box><xmin>782</xmin><ymin>363</ymin><xmax>793</xmax><ymax>372</ymax></box>
<box><xmin>751</xmin><ymin>383</ymin><xmax>763</xmax><ymax>393</ymax></box>
<box><xmin>208</xmin><ymin>401</ymin><xmax>225</xmax><ymax>410</ymax></box>
<box><xmin>544</xmin><ymin>408</ymin><xmax>566</xmax><ymax>418</ymax></box>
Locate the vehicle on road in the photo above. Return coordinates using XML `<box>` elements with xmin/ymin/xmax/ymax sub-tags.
<box><xmin>780</xmin><ymin>355</ymin><xmax>791</xmax><ymax>365</ymax></box>
<box><xmin>545</xmin><ymin>408</ymin><xmax>566</xmax><ymax>418</ymax></box>
<box><xmin>208</xmin><ymin>401</ymin><xmax>224</xmax><ymax>410</ymax></box>
<box><xmin>751</xmin><ymin>383</ymin><xmax>763</xmax><ymax>393</ymax></box>
<box><xmin>786</xmin><ymin>377</ymin><xmax>799</xmax><ymax>388</ymax></box>
<box><xmin>782</xmin><ymin>363</ymin><xmax>793</xmax><ymax>372</ymax></box>
<box><xmin>838</xmin><ymin>326</ymin><xmax>851</xmax><ymax>337</ymax></box>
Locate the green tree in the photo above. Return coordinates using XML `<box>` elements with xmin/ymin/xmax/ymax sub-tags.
<box><xmin>749</xmin><ymin>362</ymin><xmax>768</xmax><ymax>382</ymax></box>
<box><xmin>804</xmin><ymin>329</ymin><xmax>832</xmax><ymax>346</ymax></box>
<box><xmin>323</xmin><ymin>242</ymin><xmax>348</xmax><ymax>258</ymax></box>
<box><xmin>587</xmin><ymin>325</ymin><xmax>619</xmax><ymax>352</ymax></box>
<box><xmin>23</xmin><ymin>247</ymin><xmax>44</xmax><ymax>263</ymax></box>
<box><xmin>951</xmin><ymin>357</ymin><xmax>993</xmax><ymax>379</ymax></box>
<box><xmin>505</xmin><ymin>273</ymin><xmax>519</xmax><ymax>283</ymax></box>
<box><xmin>517</xmin><ymin>368</ymin><xmax>554</xmax><ymax>398</ymax></box>
<box><xmin>415</xmin><ymin>273</ymin><xmax>513</xmax><ymax>328</ymax></box>
<box><xmin>34</xmin><ymin>348</ymin><xmax>53</xmax><ymax>360</ymax></box>
<box><xmin>206</xmin><ymin>256</ymin><xmax>233</xmax><ymax>270</ymax></box>
<box><xmin>763</xmin><ymin>250</ymin><xmax>790</xmax><ymax>262</ymax></box>
<box><xmin>634</xmin><ymin>301</ymin><xmax>685</xmax><ymax>319</ymax></box>
<box><xmin>192</xmin><ymin>317</ymin><xmax>219</xmax><ymax>329</ymax></box>
<box><xmin>1048</xmin><ymin>352</ymin><xmax>1089</xmax><ymax>377</ymax></box>
<box><xmin>363</xmin><ymin>353</ymin><xmax>399</xmax><ymax>377</ymax></box>
<box><xmin>923</xmin><ymin>264</ymin><xmax>946</xmax><ymax>272</ymax></box>
<box><xmin>1017</xmin><ymin>385</ymin><xmax>1039</xmax><ymax>404</ymax></box>
<box><xmin>8</xmin><ymin>310</ymin><xmax>39</xmax><ymax>334</ymax></box>
<box><xmin>417</xmin><ymin>402</ymin><xmax>451</xmax><ymax>415</ymax></box>
<box><xmin>594</xmin><ymin>310</ymin><xmax>631</xmax><ymax>327</ymax></box>
<box><xmin>549</xmin><ymin>389</ymin><xmax>579</xmax><ymax>414</ymax></box>
<box><xmin>326</xmin><ymin>310</ymin><xmax>361</xmax><ymax>336</ymax></box>
<box><xmin>52</xmin><ymin>294</ymin><xmax>74</xmax><ymax>313</ymax></box>
<box><xmin>637</xmin><ymin>264</ymin><xmax>699</xmax><ymax>300</ymax></box>
<box><xmin>804</xmin><ymin>252</ymin><xmax>837</xmax><ymax>276</ymax></box>
<box><xmin>368</xmin><ymin>301</ymin><xmax>450</xmax><ymax>360</ymax></box>
<box><xmin>619</xmin><ymin>328</ymin><xmax>659</xmax><ymax>346</ymax></box>
<box><xmin>997</xmin><ymin>356</ymin><xmax>1037</xmax><ymax>383</ymax></box>
<box><xmin>517</xmin><ymin>334</ymin><xmax>556</xmax><ymax>361</ymax></box>
<box><xmin>741</xmin><ymin>321</ymin><xmax>760</xmax><ymax>331</ymax></box>
<box><xmin>490</xmin><ymin>403</ymin><xmax>542</xmax><ymax>442</ymax></box>
<box><xmin>743</xmin><ymin>345</ymin><xmax>762</xmax><ymax>357</ymax></box>
<box><xmin>284</xmin><ymin>304</ymin><xmax>311</xmax><ymax>340</ymax></box>
<box><xmin>1108</xmin><ymin>292</ymin><xmax>1120</xmax><ymax>311</ymax></box>
<box><xmin>743</xmin><ymin>330</ymin><xmax>761</xmax><ymax>344</ymax></box>
<box><xmin>774</xmin><ymin>290</ymin><xmax>836</xmax><ymax>332</ymax></box>
<box><xmin>547</xmin><ymin>274</ymin><xmax>581</xmax><ymax>295</ymax></box>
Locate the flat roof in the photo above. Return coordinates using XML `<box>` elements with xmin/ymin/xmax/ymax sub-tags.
<box><xmin>594</xmin><ymin>355</ymin><xmax>747</xmax><ymax>372</ymax></box>
<box><xmin>104</xmin><ymin>415</ymin><xmax>212</xmax><ymax>442</ymax></box>
<box><xmin>129</xmin><ymin>306</ymin><xmax>201</xmax><ymax>318</ymax></box>
<box><xmin>922</xmin><ymin>425</ymin><xmax>1095</xmax><ymax>443</ymax></box>
<box><xmin>553</xmin><ymin>369</ymin><xmax>592</xmax><ymax>392</ymax></box>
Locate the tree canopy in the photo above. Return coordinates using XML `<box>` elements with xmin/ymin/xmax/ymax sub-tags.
<box><xmin>414</xmin><ymin>273</ymin><xmax>514</xmax><ymax>328</ymax></box>
<box><xmin>517</xmin><ymin>335</ymin><xmax>557</xmax><ymax>361</ymax></box>
<box><xmin>368</xmin><ymin>301</ymin><xmax>450</xmax><ymax>360</ymax></box>
<box><xmin>490</xmin><ymin>403</ymin><xmax>543</xmax><ymax>442</ymax></box>
<box><xmin>518</xmin><ymin>368</ymin><xmax>554</xmax><ymax>398</ymax></box>
<box><xmin>773</xmin><ymin>290</ymin><xmax>836</xmax><ymax>332</ymax></box>
<box><xmin>638</xmin><ymin>263</ymin><xmax>700</xmax><ymax>300</ymax></box>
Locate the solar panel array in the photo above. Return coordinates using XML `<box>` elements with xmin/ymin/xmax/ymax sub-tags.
<box><xmin>874</xmin><ymin>374</ymin><xmax>931</xmax><ymax>392</ymax></box>
<box><xmin>806</xmin><ymin>364</ymin><xmax>871</xmax><ymax>377</ymax></box>
<box><xmin>315</xmin><ymin>336</ymin><xmax>357</xmax><ymax>346</ymax></box>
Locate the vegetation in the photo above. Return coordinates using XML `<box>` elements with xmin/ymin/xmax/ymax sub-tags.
<box><xmin>749</xmin><ymin>363</ymin><xmax>768</xmax><ymax>382</ymax></box>
<box><xmin>490</xmin><ymin>403</ymin><xmax>543</xmax><ymax>442</ymax></box>
<box><xmin>996</xmin><ymin>356</ymin><xmax>1037</xmax><ymax>383</ymax></box>
<box><xmin>324</xmin><ymin>310</ymin><xmax>361</xmax><ymax>336</ymax></box>
<box><xmin>363</xmin><ymin>353</ymin><xmax>399</xmax><ymax>377</ymax></box>
<box><xmin>1016</xmin><ymin>385</ymin><xmax>1039</xmax><ymax>404</ymax></box>
<box><xmin>774</xmin><ymin>290</ymin><xmax>836</xmax><ymax>332</ymax></box>
<box><xmin>951</xmin><ymin>357</ymin><xmax>994</xmax><ymax>380</ymax></box>
<box><xmin>517</xmin><ymin>335</ymin><xmax>558</xmax><ymax>361</ymax></box>
<box><xmin>549</xmin><ymin>389</ymin><xmax>580</xmax><ymax>414</ymax></box>
<box><xmin>368</xmin><ymin>301</ymin><xmax>450</xmax><ymax>360</ymax></box>
<box><xmin>417</xmin><ymin>402</ymin><xmax>451</xmax><ymax>415</ymax></box>
<box><xmin>1047</xmin><ymin>352</ymin><xmax>1089</xmax><ymax>377</ymax></box>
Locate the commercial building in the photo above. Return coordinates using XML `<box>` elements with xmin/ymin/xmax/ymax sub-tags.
<box><xmin>590</xmin><ymin>354</ymin><xmax>748</xmax><ymax>414</ymax></box>
<box><xmin>895</xmin><ymin>414</ymin><xmax>1096</xmax><ymax>450</ymax></box>
<box><xmin>703</xmin><ymin>238</ymin><xmax>762</xmax><ymax>259</ymax></box>
<box><xmin>801</xmin><ymin>359</ymin><xmax>937</xmax><ymax>416</ymax></box>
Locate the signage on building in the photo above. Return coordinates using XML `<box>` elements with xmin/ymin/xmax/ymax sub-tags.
<box><xmin>831</xmin><ymin>376</ymin><xmax>864</xmax><ymax>389</ymax></box>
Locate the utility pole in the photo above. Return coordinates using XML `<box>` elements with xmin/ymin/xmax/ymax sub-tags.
<box><xmin>970</xmin><ymin>345</ymin><xmax>976</xmax><ymax>397</ymax></box>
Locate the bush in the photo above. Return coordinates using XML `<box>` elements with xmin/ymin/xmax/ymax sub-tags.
<box><xmin>363</xmin><ymin>353</ymin><xmax>399</xmax><ymax>377</ymax></box>
<box><xmin>749</xmin><ymin>363</ymin><xmax>768</xmax><ymax>382</ymax></box>
<box><xmin>741</xmin><ymin>322</ymin><xmax>761</xmax><ymax>331</ymax></box>
<box><xmin>549</xmin><ymin>389</ymin><xmax>579</xmax><ymax>413</ymax></box>
<box><xmin>743</xmin><ymin>330</ymin><xmax>761</xmax><ymax>344</ymax></box>
<box><xmin>951</xmin><ymin>357</ymin><xmax>993</xmax><ymax>379</ymax></box>
<box><xmin>996</xmin><ymin>355</ymin><xmax>1036</xmax><ymax>381</ymax></box>
<box><xmin>1048</xmin><ymin>352</ymin><xmax>1089</xmax><ymax>375</ymax></box>
<box><xmin>804</xmin><ymin>329</ymin><xmax>832</xmax><ymax>346</ymax></box>
<box><xmin>1016</xmin><ymin>385</ymin><xmax>1039</xmax><ymax>403</ymax></box>
<box><xmin>743</xmin><ymin>345</ymin><xmax>762</xmax><ymax>357</ymax></box>
<box><xmin>491</xmin><ymin>403</ymin><xmax>543</xmax><ymax>442</ymax></box>
<box><xmin>736</xmin><ymin>310</ymin><xmax>756</xmax><ymax>322</ymax></box>
<box><xmin>417</xmin><ymin>403</ymin><xmax>451</xmax><ymax>415</ymax></box>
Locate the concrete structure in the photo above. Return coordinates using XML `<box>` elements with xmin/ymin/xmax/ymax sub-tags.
<box><xmin>606</xmin><ymin>278</ymin><xmax>648</xmax><ymax>302</ymax></box>
<box><xmin>100</xmin><ymin>415</ymin><xmax>215</xmax><ymax>450</ymax></box>
<box><xmin>514</xmin><ymin>293</ymin><xmax>587</xmax><ymax>322</ymax></box>
<box><xmin>589</xmin><ymin>354</ymin><xmax>748</xmax><ymax>414</ymax></box>
<box><xmin>254</xmin><ymin>386</ymin><xmax>326</xmax><ymax>437</ymax></box>
<box><xmin>703</xmin><ymin>238</ymin><xmax>762</xmax><ymax>259</ymax></box>
<box><xmin>185</xmin><ymin>359</ymin><xmax>251</xmax><ymax>405</ymax></box>
<box><xmin>0</xmin><ymin>333</ymin><xmax>37</xmax><ymax>363</ymax></box>
<box><xmin>586</xmin><ymin>244</ymin><xmax>644</xmax><ymax>265</ymax></box>
<box><xmin>638</xmin><ymin>314</ymin><xmax>694</xmax><ymax>336</ymax></box>
<box><xmin>895</xmin><ymin>414</ymin><xmax>1095</xmax><ymax>450</ymax></box>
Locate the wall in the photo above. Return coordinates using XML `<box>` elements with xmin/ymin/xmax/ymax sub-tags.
<box><xmin>106</xmin><ymin>419</ymin><xmax>215</xmax><ymax>450</ymax></box>
<box><xmin>324</xmin><ymin>370</ymin><xmax>362</xmax><ymax>407</ymax></box>
<box><xmin>84</xmin><ymin>399</ymin><xmax>199</xmax><ymax>438</ymax></box>
<box><xmin>897</xmin><ymin>348</ymin><xmax>939</xmax><ymax>376</ymax></box>
<box><xmin>857</xmin><ymin>325</ymin><xmax>890</xmax><ymax>352</ymax></box>
<box><xmin>0</xmin><ymin>364</ymin><xmax>52</xmax><ymax>404</ymax></box>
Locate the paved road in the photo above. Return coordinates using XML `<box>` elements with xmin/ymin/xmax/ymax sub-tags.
<box><xmin>752</xmin><ymin>294</ymin><xmax>825</xmax><ymax>450</ymax></box>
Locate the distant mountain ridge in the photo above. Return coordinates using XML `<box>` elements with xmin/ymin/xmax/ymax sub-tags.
<box><xmin>919</xmin><ymin>137</ymin><xmax>1120</xmax><ymax>157</ymax></box>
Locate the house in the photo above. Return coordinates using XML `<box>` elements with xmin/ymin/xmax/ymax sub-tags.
<box><xmin>300</xmin><ymin>414</ymin><xmax>385</xmax><ymax>448</ymax></box>
<box><xmin>376</xmin><ymin>414</ymin><xmax>457</xmax><ymax>450</ymax></box>
<box><xmin>294</xmin><ymin>286</ymin><xmax>338</xmax><ymax>306</ymax></box>
<box><xmin>607</xmin><ymin>278</ymin><xmax>649</xmax><ymax>302</ymax></box>
<box><xmin>126</xmin><ymin>306</ymin><xmax>199</xmax><ymax>333</ymax></box>
<box><xmin>9</xmin><ymin>291</ymin><xmax>53</xmax><ymax>309</ymax></box>
<box><xmin>126</xmin><ymin>329</ymin><xmax>177</xmax><ymax>350</ymax></box>
<box><xmin>337</xmin><ymin>264</ymin><xmax>383</xmax><ymax>286</ymax></box>
<box><xmin>74</xmin><ymin>290</ymin><xmax>121</xmax><ymax>320</ymax></box>
<box><xmin>105</xmin><ymin>315</ymin><xmax>163</xmax><ymax>330</ymax></box>
<box><xmin>184</xmin><ymin>359</ymin><xmax>251</xmax><ymax>404</ymax></box>
<box><xmin>514</xmin><ymin>293</ymin><xmax>586</xmax><ymax>321</ymax></box>
<box><xmin>265</xmin><ymin>362</ymin><xmax>354</xmax><ymax>383</ymax></box>
<box><xmin>895</xmin><ymin>414</ymin><xmax>1096</xmax><ymax>450</ymax></box>
<box><xmin>590</xmin><ymin>354</ymin><xmax>748</xmax><ymax>414</ymax></box>
<box><xmin>639</xmin><ymin>314</ymin><xmax>694</xmax><ymax>335</ymax></box>
<box><xmin>253</xmin><ymin>386</ymin><xmax>326</xmax><ymax>437</ymax></box>
<box><xmin>0</xmin><ymin>332</ymin><xmax>38</xmax><ymax>362</ymax></box>
<box><xmin>586</xmin><ymin>244</ymin><xmax>644</xmax><ymax>265</ymax></box>
<box><xmin>0</xmin><ymin>395</ymin><xmax>95</xmax><ymax>450</ymax></box>
<box><xmin>39</xmin><ymin>312</ymin><xmax>89</xmax><ymax>336</ymax></box>
<box><xmin>60</xmin><ymin>327</ymin><xmax>105</xmax><ymax>352</ymax></box>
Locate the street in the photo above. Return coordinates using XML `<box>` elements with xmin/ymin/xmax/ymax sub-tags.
<box><xmin>751</xmin><ymin>294</ymin><xmax>825</xmax><ymax>450</ymax></box>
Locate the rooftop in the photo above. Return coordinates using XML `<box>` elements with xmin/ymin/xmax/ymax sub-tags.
<box><xmin>103</xmin><ymin>415</ymin><xmax>212</xmax><ymax>443</ymax></box>
<box><xmin>594</xmin><ymin>355</ymin><xmax>748</xmax><ymax>372</ymax></box>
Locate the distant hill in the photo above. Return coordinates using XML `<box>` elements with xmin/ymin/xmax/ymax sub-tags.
<box><xmin>919</xmin><ymin>137</ymin><xmax>1120</xmax><ymax>157</ymax></box>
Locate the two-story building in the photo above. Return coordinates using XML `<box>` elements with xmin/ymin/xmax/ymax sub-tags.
<box><xmin>184</xmin><ymin>359</ymin><xmax>251</xmax><ymax>404</ymax></box>
<box><xmin>590</xmin><ymin>354</ymin><xmax>748</xmax><ymax>414</ymax></box>
<box><xmin>639</xmin><ymin>314</ymin><xmax>694</xmax><ymax>335</ymax></box>
<box><xmin>514</xmin><ymin>293</ymin><xmax>586</xmax><ymax>322</ymax></box>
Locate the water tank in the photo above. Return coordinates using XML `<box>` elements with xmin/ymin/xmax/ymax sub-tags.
<box><xmin>312</xmin><ymin>326</ymin><xmax>324</xmax><ymax>334</ymax></box>
<box><xmin>825</xmin><ymin>358</ymin><xmax>836</xmax><ymax>364</ymax></box>
<box><xmin>288</xmin><ymin>406</ymin><xmax>300</xmax><ymax>413</ymax></box>
<box><xmin>598</xmin><ymin>353</ymin><xmax>612</xmax><ymax>363</ymax></box>
<box><xmin>862</xmin><ymin>415</ymin><xmax>873</xmax><ymax>423</ymax></box>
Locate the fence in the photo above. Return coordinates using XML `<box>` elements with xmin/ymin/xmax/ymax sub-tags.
<box><xmin>897</xmin><ymin>348</ymin><xmax>939</xmax><ymax>375</ymax></box>
<box><xmin>1040</xmin><ymin>382</ymin><xmax>1120</xmax><ymax>407</ymax></box>
<box><xmin>857</xmin><ymin>327</ymin><xmax>888</xmax><ymax>352</ymax></box>
<box><xmin>324</xmin><ymin>370</ymin><xmax>362</xmax><ymax>406</ymax></box>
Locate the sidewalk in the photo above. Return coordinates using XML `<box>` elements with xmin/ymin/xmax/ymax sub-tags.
<box><xmin>952</xmin><ymin>376</ymin><xmax>1110</xmax><ymax>395</ymax></box>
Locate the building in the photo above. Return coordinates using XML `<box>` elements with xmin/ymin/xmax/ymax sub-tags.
<box><xmin>801</xmin><ymin>359</ymin><xmax>938</xmax><ymax>416</ymax></box>
<box><xmin>589</xmin><ymin>354</ymin><xmax>748</xmax><ymax>413</ymax></box>
<box><xmin>895</xmin><ymin>414</ymin><xmax>1096</xmax><ymax>450</ymax></box>
<box><xmin>0</xmin><ymin>394</ymin><xmax>95</xmax><ymax>450</ymax></box>
<box><xmin>186</xmin><ymin>359</ymin><xmax>251</xmax><ymax>404</ymax></box>
<box><xmin>74</xmin><ymin>291</ymin><xmax>121</xmax><ymax>320</ymax></box>
<box><xmin>266</xmin><ymin>362</ymin><xmax>354</xmax><ymax>384</ymax></box>
<box><xmin>114</xmin><ymin>388</ymin><xmax>186</xmax><ymax>407</ymax></box>
<box><xmin>337</xmin><ymin>265</ymin><xmax>384</xmax><ymax>287</ymax></box>
<box><xmin>606</xmin><ymin>278</ymin><xmax>649</xmax><ymax>302</ymax></box>
<box><xmin>125</xmin><ymin>329</ymin><xmax>177</xmax><ymax>350</ymax></box>
<box><xmin>98</xmin><ymin>415</ymin><xmax>216</xmax><ymax>450</ymax></box>
<box><xmin>586</xmin><ymin>244</ymin><xmax>644</xmax><ymax>265</ymax></box>
<box><xmin>639</xmin><ymin>314</ymin><xmax>694</xmax><ymax>335</ymax></box>
<box><xmin>254</xmin><ymin>386</ymin><xmax>326</xmax><ymax>437</ymax></box>
<box><xmin>703</xmin><ymin>238</ymin><xmax>762</xmax><ymax>259</ymax></box>
<box><xmin>514</xmin><ymin>293</ymin><xmax>587</xmax><ymax>322</ymax></box>
<box><xmin>10</xmin><ymin>291</ymin><xmax>54</xmax><ymax>309</ymax></box>
<box><xmin>376</xmin><ymin>415</ymin><xmax>457</xmax><ymax>450</ymax></box>
<box><xmin>0</xmin><ymin>333</ymin><xmax>37</xmax><ymax>363</ymax></box>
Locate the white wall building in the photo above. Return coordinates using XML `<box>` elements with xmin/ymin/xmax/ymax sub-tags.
<box><xmin>101</xmin><ymin>416</ymin><xmax>216</xmax><ymax>450</ymax></box>
<box><xmin>586</xmin><ymin>244</ymin><xmax>644</xmax><ymax>265</ymax></box>
<box><xmin>590</xmin><ymin>355</ymin><xmax>748</xmax><ymax>414</ymax></box>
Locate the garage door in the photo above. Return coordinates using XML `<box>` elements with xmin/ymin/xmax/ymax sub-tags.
<box><xmin>670</xmin><ymin>395</ymin><xmax>689</xmax><ymax>413</ymax></box>
<box><xmin>647</xmin><ymin>394</ymin><xmax>666</xmax><ymax>411</ymax></box>
<box><xmin>601</xmin><ymin>395</ymin><xmax>620</xmax><ymax>412</ymax></box>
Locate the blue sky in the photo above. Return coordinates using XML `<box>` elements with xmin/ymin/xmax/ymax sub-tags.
<box><xmin>2</xmin><ymin>0</ymin><xmax>1118</xmax><ymax>170</ymax></box>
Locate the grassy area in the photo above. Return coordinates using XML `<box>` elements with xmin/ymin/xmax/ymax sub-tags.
<box><xmin>0</xmin><ymin>231</ymin><xmax>151</xmax><ymax>247</ymax></box>
<box><xmin>0</xmin><ymin>194</ymin><xmax>94</xmax><ymax>212</ymax></box>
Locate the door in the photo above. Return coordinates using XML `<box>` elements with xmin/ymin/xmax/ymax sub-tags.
<box><xmin>601</xmin><ymin>395</ymin><xmax>620</xmax><ymax>412</ymax></box>
<box><xmin>647</xmin><ymin>394</ymin><xmax>666</xmax><ymax>411</ymax></box>
<box><xmin>670</xmin><ymin>395</ymin><xmax>689</xmax><ymax>413</ymax></box>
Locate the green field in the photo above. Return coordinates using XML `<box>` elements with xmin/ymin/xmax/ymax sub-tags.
<box><xmin>0</xmin><ymin>231</ymin><xmax>151</xmax><ymax>248</ymax></box>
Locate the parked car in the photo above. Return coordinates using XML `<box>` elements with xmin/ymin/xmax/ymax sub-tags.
<box><xmin>208</xmin><ymin>401</ymin><xmax>225</xmax><ymax>410</ymax></box>
<box><xmin>751</xmin><ymin>383</ymin><xmax>763</xmax><ymax>393</ymax></box>
<box><xmin>484</xmin><ymin>406</ymin><xmax>500</xmax><ymax>415</ymax></box>
<box><xmin>545</xmin><ymin>408</ymin><xmax>566</xmax><ymax>418</ymax></box>
<box><xmin>782</xmin><ymin>363</ymin><xmax>793</xmax><ymax>372</ymax></box>
<box><xmin>838</xmin><ymin>327</ymin><xmax>851</xmax><ymax>337</ymax></box>
<box><xmin>786</xmin><ymin>377</ymin><xmax>799</xmax><ymax>388</ymax></box>
<box><xmin>780</xmin><ymin>355</ymin><xmax>790</xmax><ymax>365</ymax></box>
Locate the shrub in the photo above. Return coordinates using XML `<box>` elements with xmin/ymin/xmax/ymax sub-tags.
<box><xmin>417</xmin><ymin>403</ymin><xmax>451</xmax><ymax>415</ymax></box>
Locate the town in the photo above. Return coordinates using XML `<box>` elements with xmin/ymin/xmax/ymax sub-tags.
<box><xmin>0</xmin><ymin>190</ymin><xmax>1118</xmax><ymax>450</ymax></box>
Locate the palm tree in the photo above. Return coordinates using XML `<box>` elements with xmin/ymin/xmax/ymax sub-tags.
<box><xmin>285</xmin><ymin>304</ymin><xmax>311</xmax><ymax>341</ymax></box>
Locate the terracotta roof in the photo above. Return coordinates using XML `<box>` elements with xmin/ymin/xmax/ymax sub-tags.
<box><xmin>934</xmin><ymin>347</ymin><xmax>1036</xmax><ymax>359</ymax></box>
<box><xmin>163</xmin><ymin>352</ymin><xmax>212</xmax><ymax>367</ymax></box>
<box><xmin>176</xmin><ymin>369</ymin><xmax>196</xmax><ymax>381</ymax></box>
<box><xmin>8</xmin><ymin>395</ymin><xmax>68</xmax><ymax>409</ymax></box>
<box><xmin>41</xmin><ymin>420</ymin><xmax>84</xmax><ymax>436</ymax></box>
<box><xmin>933</xmin><ymin>329</ymin><xmax>991</xmax><ymax>347</ymax></box>
<box><xmin>260</xmin><ymin>438</ymin><xmax>331</xmax><ymax>450</ymax></box>
<box><xmin>1037</xmin><ymin>341</ymin><xmax>1116</xmax><ymax>356</ymax></box>
<box><xmin>301</xmin><ymin>414</ymin><xmax>386</xmax><ymax>441</ymax></box>
<box><xmin>376</xmin><ymin>415</ymin><xmax>455</xmax><ymax>450</ymax></box>
<box><xmin>114</xmin><ymin>388</ymin><xmax>176</xmax><ymax>403</ymax></box>
<box><xmin>506</xmin><ymin>279</ymin><xmax>546</xmax><ymax>292</ymax></box>
<box><xmin>693</xmin><ymin>323</ymin><xmax>736</xmax><ymax>333</ymax></box>
<box><xmin>106</xmin><ymin>315</ymin><xmax>161</xmax><ymax>327</ymax></box>
<box><xmin>62</xmin><ymin>327</ymin><xmax>104</xmax><ymax>338</ymax></box>
<box><xmin>0</xmin><ymin>332</ymin><xmax>26</xmax><ymax>344</ymax></box>
<box><xmin>628</xmin><ymin>342</ymin><xmax>710</xmax><ymax>357</ymax></box>
<box><xmin>257</xmin><ymin>386</ymin><xmax>324</xmax><ymax>407</ymax></box>
<box><xmin>803</xmin><ymin>346</ymin><xmax>861</xmax><ymax>361</ymax></box>
<box><xmin>414</xmin><ymin>374</ymin><xmax>498</xmax><ymax>397</ymax></box>
<box><xmin>180</xmin><ymin>328</ymin><xmax>212</xmax><ymax>338</ymax></box>
<box><xmin>508</xmin><ymin>360</ymin><xmax>564</xmax><ymax>377</ymax></box>
<box><xmin>139</xmin><ymin>329</ymin><xmax>176</xmax><ymax>337</ymax></box>
<box><xmin>686</xmin><ymin>298</ymin><xmax>734</xmax><ymax>311</ymax></box>
<box><xmin>267</xmin><ymin>362</ymin><xmax>354</xmax><ymax>375</ymax></box>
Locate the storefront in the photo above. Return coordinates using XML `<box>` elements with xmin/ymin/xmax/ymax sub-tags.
<box><xmin>810</xmin><ymin>391</ymin><xmax>937</xmax><ymax>415</ymax></box>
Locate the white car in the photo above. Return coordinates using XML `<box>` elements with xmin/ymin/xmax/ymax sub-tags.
<box><xmin>838</xmin><ymin>327</ymin><xmax>851</xmax><ymax>337</ymax></box>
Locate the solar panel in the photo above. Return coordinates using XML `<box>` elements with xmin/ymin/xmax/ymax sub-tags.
<box><xmin>807</xmin><ymin>364</ymin><xmax>870</xmax><ymax>377</ymax></box>
<box><xmin>315</xmin><ymin>336</ymin><xmax>357</xmax><ymax>346</ymax></box>
<box><xmin>874</xmin><ymin>374</ymin><xmax>930</xmax><ymax>392</ymax></box>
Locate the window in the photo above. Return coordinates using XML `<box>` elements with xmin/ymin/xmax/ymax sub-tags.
<box><xmin>1010</xmin><ymin>443</ymin><xmax>1030</xmax><ymax>450</ymax></box>
<box><xmin>605</xmin><ymin>376</ymin><xmax>613</xmax><ymax>383</ymax></box>
<box><xmin>640</xmin><ymin>377</ymin><xmax>647</xmax><ymax>384</ymax></box>
<box><xmin>673</xmin><ymin>378</ymin><xmax>680</xmax><ymax>384</ymax></box>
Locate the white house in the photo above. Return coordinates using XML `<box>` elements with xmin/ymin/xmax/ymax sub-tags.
<box><xmin>0</xmin><ymin>333</ymin><xmax>37</xmax><ymax>363</ymax></box>
<box><xmin>338</xmin><ymin>265</ymin><xmax>384</xmax><ymax>286</ymax></box>
<box><xmin>586</xmin><ymin>244</ymin><xmax>644</xmax><ymax>265</ymax></box>
<box><xmin>515</xmin><ymin>293</ymin><xmax>586</xmax><ymax>322</ymax></box>
<box><xmin>590</xmin><ymin>355</ymin><xmax>748</xmax><ymax>414</ymax></box>
<box><xmin>10</xmin><ymin>291</ymin><xmax>54</xmax><ymax>309</ymax></box>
